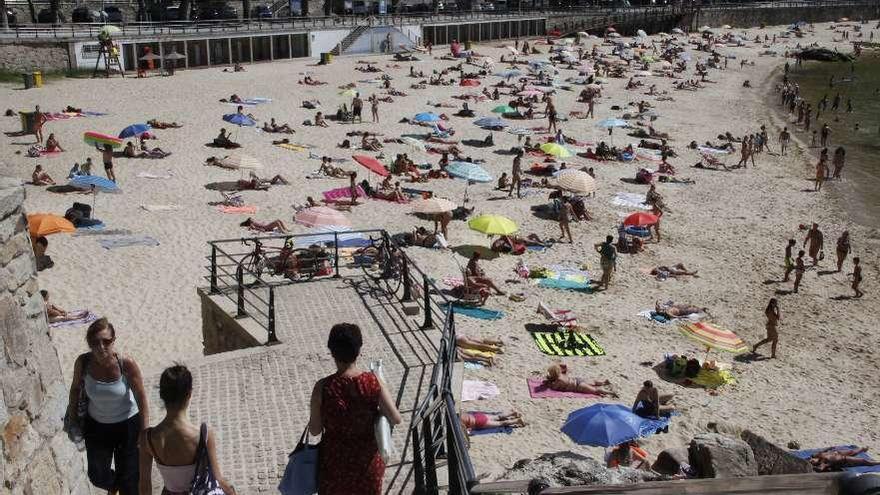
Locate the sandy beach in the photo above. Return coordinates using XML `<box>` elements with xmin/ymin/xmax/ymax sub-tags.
<box><xmin>2</xmin><ymin>18</ymin><xmax>879</xmax><ymax>484</ymax></box>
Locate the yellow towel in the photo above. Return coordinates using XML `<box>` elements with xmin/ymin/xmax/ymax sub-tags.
<box><xmin>276</xmin><ymin>143</ymin><xmax>307</xmax><ymax>152</ymax></box>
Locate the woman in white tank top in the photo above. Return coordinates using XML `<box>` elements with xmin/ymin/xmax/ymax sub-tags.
<box><xmin>66</xmin><ymin>318</ymin><xmax>149</xmax><ymax>495</ymax></box>
<box><xmin>139</xmin><ymin>364</ymin><xmax>235</xmax><ymax>495</ymax></box>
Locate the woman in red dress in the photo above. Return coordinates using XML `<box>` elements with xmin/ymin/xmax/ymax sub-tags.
<box><xmin>309</xmin><ymin>323</ymin><xmax>402</xmax><ymax>495</ymax></box>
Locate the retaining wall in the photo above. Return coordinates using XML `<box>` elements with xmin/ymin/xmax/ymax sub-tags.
<box><xmin>0</xmin><ymin>41</ymin><xmax>71</xmax><ymax>72</ymax></box>
<box><xmin>0</xmin><ymin>177</ymin><xmax>92</xmax><ymax>495</ymax></box>
<box><xmin>693</xmin><ymin>4</ymin><xmax>880</xmax><ymax>30</ymax></box>
<box><xmin>199</xmin><ymin>288</ymin><xmax>263</xmax><ymax>355</ymax></box>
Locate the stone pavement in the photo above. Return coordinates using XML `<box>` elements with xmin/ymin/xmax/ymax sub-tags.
<box><xmin>156</xmin><ymin>275</ymin><xmax>443</xmax><ymax>493</ymax></box>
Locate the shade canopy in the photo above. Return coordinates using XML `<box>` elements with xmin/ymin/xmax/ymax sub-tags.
<box><xmin>222</xmin><ymin>113</ymin><xmax>256</xmax><ymax>126</ymax></box>
<box><xmin>446</xmin><ymin>161</ymin><xmax>492</xmax><ymax>183</ymax></box>
<box><xmin>118</xmin><ymin>123</ymin><xmax>151</xmax><ymax>139</ymax></box>
<box><xmin>69</xmin><ymin>175</ymin><xmax>121</xmax><ymax>193</ymax></box>
<box><xmin>623</xmin><ymin>212</ymin><xmax>658</xmax><ymax>227</ymax></box>
<box><xmin>540</xmin><ymin>142</ymin><xmax>573</xmax><ymax>158</ymax></box>
<box><xmin>561</xmin><ymin>403</ymin><xmax>645</xmax><ymax>447</ymax></box>
<box><xmin>411</xmin><ymin>197</ymin><xmax>456</xmax><ymax>214</ymax></box>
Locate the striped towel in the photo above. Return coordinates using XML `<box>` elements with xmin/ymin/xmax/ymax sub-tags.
<box><xmin>49</xmin><ymin>311</ymin><xmax>98</xmax><ymax>328</ymax></box>
<box><xmin>323</xmin><ymin>185</ymin><xmax>366</xmax><ymax>202</ymax></box>
<box><xmin>531</xmin><ymin>331</ymin><xmax>605</xmax><ymax>357</ymax></box>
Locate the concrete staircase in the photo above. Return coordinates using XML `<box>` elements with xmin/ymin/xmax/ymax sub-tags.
<box><xmin>331</xmin><ymin>24</ymin><xmax>369</xmax><ymax>55</ymax></box>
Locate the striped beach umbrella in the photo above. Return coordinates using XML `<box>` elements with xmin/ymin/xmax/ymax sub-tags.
<box><xmin>446</xmin><ymin>161</ymin><xmax>492</xmax><ymax>183</ymax></box>
<box><xmin>295</xmin><ymin>206</ymin><xmax>352</xmax><ymax>228</ymax></box>
<box><xmin>679</xmin><ymin>322</ymin><xmax>749</xmax><ymax>354</ymax></box>
<box><xmin>555</xmin><ymin>169</ymin><xmax>597</xmax><ymax>194</ymax></box>
<box><xmin>411</xmin><ymin>197</ymin><xmax>456</xmax><ymax>214</ymax></box>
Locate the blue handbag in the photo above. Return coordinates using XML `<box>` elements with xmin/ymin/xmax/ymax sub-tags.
<box><xmin>278</xmin><ymin>428</ymin><xmax>319</xmax><ymax>495</ymax></box>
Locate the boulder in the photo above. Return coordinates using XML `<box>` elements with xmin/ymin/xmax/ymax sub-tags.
<box><xmin>689</xmin><ymin>433</ymin><xmax>758</xmax><ymax>479</ymax></box>
<box><xmin>502</xmin><ymin>451</ymin><xmax>662</xmax><ymax>488</ymax></box>
<box><xmin>741</xmin><ymin>430</ymin><xmax>813</xmax><ymax>475</ymax></box>
<box><xmin>652</xmin><ymin>447</ymin><xmax>690</xmax><ymax>475</ymax></box>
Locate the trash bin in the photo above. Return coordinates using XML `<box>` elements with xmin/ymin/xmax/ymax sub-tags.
<box><xmin>33</xmin><ymin>71</ymin><xmax>43</xmax><ymax>87</ymax></box>
<box><xmin>20</xmin><ymin>112</ymin><xmax>36</xmax><ymax>134</ymax></box>
<box><xmin>320</xmin><ymin>52</ymin><xmax>333</xmax><ymax>65</ymax></box>
<box><xmin>22</xmin><ymin>73</ymin><xmax>35</xmax><ymax>89</ymax></box>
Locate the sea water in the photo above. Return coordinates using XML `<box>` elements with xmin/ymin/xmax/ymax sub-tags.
<box><xmin>782</xmin><ymin>51</ymin><xmax>880</xmax><ymax>228</ymax></box>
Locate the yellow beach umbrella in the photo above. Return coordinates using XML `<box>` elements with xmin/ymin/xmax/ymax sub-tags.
<box><xmin>540</xmin><ymin>142</ymin><xmax>573</xmax><ymax>158</ymax></box>
<box><xmin>468</xmin><ymin>214</ymin><xmax>518</xmax><ymax>236</ymax></box>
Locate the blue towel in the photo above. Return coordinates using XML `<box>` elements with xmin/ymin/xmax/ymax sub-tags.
<box><xmin>791</xmin><ymin>446</ymin><xmax>880</xmax><ymax>473</ymax></box>
<box><xmin>538</xmin><ymin>278</ymin><xmax>592</xmax><ymax>292</ymax></box>
<box><xmin>470</xmin><ymin>425</ymin><xmax>513</xmax><ymax>436</ymax></box>
<box><xmin>76</xmin><ymin>222</ymin><xmax>105</xmax><ymax>231</ymax></box>
<box><xmin>637</xmin><ymin>415</ymin><xmax>672</xmax><ymax>437</ymax></box>
<box><xmin>441</xmin><ymin>303</ymin><xmax>503</xmax><ymax>320</ymax></box>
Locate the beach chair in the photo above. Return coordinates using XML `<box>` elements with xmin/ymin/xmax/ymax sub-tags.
<box><xmin>219</xmin><ymin>191</ymin><xmax>244</xmax><ymax>207</ymax></box>
<box><xmin>537</xmin><ymin>301</ymin><xmax>578</xmax><ymax>327</ymax></box>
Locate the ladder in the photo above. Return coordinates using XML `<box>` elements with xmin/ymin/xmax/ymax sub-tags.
<box><xmin>92</xmin><ymin>41</ymin><xmax>125</xmax><ymax>78</ymax></box>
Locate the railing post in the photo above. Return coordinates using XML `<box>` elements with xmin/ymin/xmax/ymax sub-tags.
<box><xmin>236</xmin><ymin>265</ymin><xmax>246</xmax><ymax>317</ymax></box>
<box><xmin>333</xmin><ymin>232</ymin><xmax>341</xmax><ymax>278</ymax></box>
<box><xmin>412</xmin><ymin>421</ymin><xmax>426</xmax><ymax>494</ymax></box>
<box><xmin>210</xmin><ymin>244</ymin><xmax>218</xmax><ymax>293</ymax></box>
<box><xmin>401</xmin><ymin>256</ymin><xmax>412</xmax><ymax>301</ymax></box>
<box><xmin>423</xmin><ymin>415</ymin><xmax>439</xmax><ymax>495</ymax></box>
<box><xmin>267</xmin><ymin>286</ymin><xmax>279</xmax><ymax>344</ymax></box>
<box><xmin>420</xmin><ymin>274</ymin><xmax>433</xmax><ymax>329</ymax></box>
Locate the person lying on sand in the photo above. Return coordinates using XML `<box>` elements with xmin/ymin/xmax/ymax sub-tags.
<box><xmin>240</xmin><ymin>217</ymin><xmax>288</xmax><ymax>233</ymax></box>
<box><xmin>238</xmin><ymin>172</ymin><xmax>289</xmax><ymax>190</ymax></box>
<box><xmin>460</xmin><ymin>411</ymin><xmax>525</xmax><ymax>433</ymax></box>
<box><xmin>263</xmin><ymin>118</ymin><xmax>295</xmax><ymax>134</ymax></box>
<box><xmin>139</xmin><ymin>136</ymin><xmax>170</xmax><ymax>158</ymax></box>
<box><xmin>123</xmin><ymin>142</ymin><xmax>143</xmax><ymax>158</ymax></box>
<box><xmin>654</xmin><ymin>301</ymin><xmax>707</xmax><ymax>318</ymax></box>
<box><xmin>651</xmin><ymin>264</ymin><xmax>698</xmax><ymax>279</ymax></box>
<box><xmin>607</xmin><ymin>440</ymin><xmax>651</xmax><ymax>470</ymax></box>
<box><xmin>41</xmin><ymin>290</ymin><xmax>88</xmax><ymax>323</ymax></box>
<box><xmin>31</xmin><ymin>165</ymin><xmax>55</xmax><ymax>186</ymax></box>
<box><xmin>318</xmin><ymin>157</ymin><xmax>349</xmax><ymax>178</ymax></box>
<box><xmin>544</xmin><ymin>364</ymin><xmax>618</xmax><ymax>397</ymax></box>
<box><xmin>810</xmin><ymin>447</ymin><xmax>880</xmax><ymax>472</ymax></box>
<box><xmin>147</xmin><ymin>119</ymin><xmax>182</xmax><ymax>129</ymax></box>
<box><xmin>298</xmin><ymin>74</ymin><xmax>327</xmax><ymax>85</ymax></box>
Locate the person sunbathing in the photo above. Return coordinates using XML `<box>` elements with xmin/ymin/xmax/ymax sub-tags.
<box><xmin>264</xmin><ymin>118</ymin><xmax>295</xmax><ymax>134</ymax></box>
<box><xmin>64</xmin><ymin>105</ymin><xmax>82</xmax><ymax>113</ymax></box>
<box><xmin>147</xmin><ymin>119</ymin><xmax>182</xmax><ymax>129</ymax></box>
<box><xmin>41</xmin><ymin>290</ymin><xmax>88</xmax><ymax>323</ymax></box>
<box><xmin>318</xmin><ymin>158</ymin><xmax>348</xmax><ymax>178</ymax></box>
<box><xmin>240</xmin><ymin>217</ymin><xmax>288</xmax><ymax>233</ymax></box>
<box><xmin>139</xmin><ymin>137</ymin><xmax>170</xmax><ymax>158</ymax></box>
<box><xmin>456</xmin><ymin>335</ymin><xmax>504</xmax><ymax>353</ymax></box>
<box><xmin>466</xmin><ymin>251</ymin><xmax>505</xmax><ymax>295</ymax></box>
<box><xmin>544</xmin><ymin>364</ymin><xmax>618</xmax><ymax>397</ymax></box>
<box><xmin>213</xmin><ymin>129</ymin><xmax>240</xmax><ymax>148</ymax></box>
<box><xmin>460</xmin><ymin>411</ymin><xmax>525</xmax><ymax>433</ymax></box>
<box><xmin>361</xmin><ymin>135</ymin><xmax>383</xmax><ymax>152</ymax></box>
<box><xmin>655</xmin><ymin>301</ymin><xmax>707</xmax><ymax>318</ymax></box>
<box><xmin>658</xmin><ymin>161</ymin><xmax>676</xmax><ymax>175</ymax></box>
<box><xmin>651</xmin><ymin>264</ymin><xmax>699</xmax><ymax>278</ymax></box>
<box><xmin>122</xmin><ymin>141</ymin><xmax>143</xmax><ymax>158</ymax></box>
<box><xmin>314</xmin><ymin>111</ymin><xmax>329</xmax><ymax>128</ymax></box>
<box><xmin>809</xmin><ymin>447</ymin><xmax>880</xmax><ymax>472</ymax></box>
<box><xmin>45</xmin><ymin>133</ymin><xmax>64</xmax><ymax>152</ymax></box>
<box><xmin>31</xmin><ymin>165</ymin><xmax>55</xmax><ymax>186</ymax></box>
<box><xmin>238</xmin><ymin>172</ymin><xmax>289</xmax><ymax>190</ymax></box>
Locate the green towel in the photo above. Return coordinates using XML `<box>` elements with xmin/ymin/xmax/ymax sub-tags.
<box><xmin>532</xmin><ymin>331</ymin><xmax>605</xmax><ymax>357</ymax></box>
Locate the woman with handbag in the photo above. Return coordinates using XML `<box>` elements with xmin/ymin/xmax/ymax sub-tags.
<box><xmin>308</xmin><ymin>323</ymin><xmax>402</xmax><ymax>495</ymax></box>
<box><xmin>65</xmin><ymin>318</ymin><xmax>150</xmax><ymax>495</ymax></box>
<box><xmin>138</xmin><ymin>364</ymin><xmax>235</xmax><ymax>495</ymax></box>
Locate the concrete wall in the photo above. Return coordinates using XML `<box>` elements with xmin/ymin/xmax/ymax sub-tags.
<box><xmin>0</xmin><ymin>177</ymin><xmax>92</xmax><ymax>495</ymax></box>
<box><xmin>69</xmin><ymin>40</ymin><xmax>128</xmax><ymax>71</ymax></box>
<box><xmin>692</xmin><ymin>4</ymin><xmax>880</xmax><ymax>30</ymax></box>
<box><xmin>0</xmin><ymin>42</ymin><xmax>71</xmax><ymax>73</ymax></box>
<box><xmin>344</xmin><ymin>25</ymin><xmax>418</xmax><ymax>54</ymax></box>
<box><xmin>308</xmin><ymin>27</ymin><xmax>349</xmax><ymax>56</ymax></box>
<box><xmin>199</xmin><ymin>288</ymin><xmax>263</xmax><ymax>355</ymax></box>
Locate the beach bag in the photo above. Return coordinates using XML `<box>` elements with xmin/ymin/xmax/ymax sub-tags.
<box><xmin>278</xmin><ymin>428</ymin><xmax>319</xmax><ymax>495</ymax></box>
<box><xmin>62</xmin><ymin>353</ymin><xmax>90</xmax><ymax>450</ymax></box>
<box><xmin>191</xmin><ymin>423</ymin><xmax>225</xmax><ymax>495</ymax></box>
<box><xmin>370</xmin><ymin>360</ymin><xmax>395</xmax><ymax>463</ymax></box>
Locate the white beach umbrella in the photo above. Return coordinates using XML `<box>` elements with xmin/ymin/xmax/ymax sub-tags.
<box><xmin>411</xmin><ymin>197</ymin><xmax>457</xmax><ymax>214</ymax></box>
<box><xmin>555</xmin><ymin>169</ymin><xmax>597</xmax><ymax>194</ymax></box>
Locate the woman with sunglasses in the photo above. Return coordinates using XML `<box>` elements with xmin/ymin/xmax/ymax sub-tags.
<box><xmin>66</xmin><ymin>318</ymin><xmax>149</xmax><ymax>495</ymax></box>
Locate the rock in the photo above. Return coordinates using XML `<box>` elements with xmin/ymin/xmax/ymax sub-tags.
<box><xmin>689</xmin><ymin>433</ymin><xmax>758</xmax><ymax>479</ymax></box>
<box><xmin>741</xmin><ymin>430</ymin><xmax>812</xmax><ymax>475</ymax></box>
<box><xmin>797</xmin><ymin>47</ymin><xmax>854</xmax><ymax>62</ymax></box>
<box><xmin>502</xmin><ymin>451</ymin><xmax>663</xmax><ymax>488</ymax></box>
<box><xmin>788</xmin><ymin>441</ymin><xmax>801</xmax><ymax>450</ymax></box>
<box><xmin>652</xmin><ymin>447</ymin><xmax>690</xmax><ymax>475</ymax></box>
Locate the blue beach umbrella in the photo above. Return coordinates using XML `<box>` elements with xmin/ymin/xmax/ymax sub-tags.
<box><xmin>561</xmin><ymin>403</ymin><xmax>644</xmax><ymax>447</ymax></box>
<box><xmin>596</xmin><ymin>118</ymin><xmax>629</xmax><ymax>129</ymax></box>
<box><xmin>473</xmin><ymin>117</ymin><xmax>508</xmax><ymax>129</ymax></box>
<box><xmin>69</xmin><ymin>175</ymin><xmax>121</xmax><ymax>193</ymax></box>
<box><xmin>118</xmin><ymin>123</ymin><xmax>151</xmax><ymax>139</ymax></box>
<box><xmin>222</xmin><ymin>113</ymin><xmax>256</xmax><ymax>127</ymax></box>
<box><xmin>414</xmin><ymin>112</ymin><xmax>441</xmax><ymax>123</ymax></box>
<box><xmin>446</xmin><ymin>161</ymin><xmax>492</xmax><ymax>183</ymax></box>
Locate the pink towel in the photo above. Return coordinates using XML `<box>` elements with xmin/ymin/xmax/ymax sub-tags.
<box><xmin>527</xmin><ymin>377</ymin><xmax>600</xmax><ymax>399</ymax></box>
<box><xmin>323</xmin><ymin>185</ymin><xmax>366</xmax><ymax>202</ymax></box>
<box><xmin>217</xmin><ymin>205</ymin><xmax>257</xmax><ymax>214</ymax></box>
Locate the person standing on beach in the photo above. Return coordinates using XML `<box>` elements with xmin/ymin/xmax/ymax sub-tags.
<box><xmin>101</xmin><ymin>144</ymin><xmax>117</xmax><ymax>183</ymax></box>
<box><xmin>509</xmin><ymin>150</ymin><xmax>523</xmax><ymax>198</ymax></box>
<box><xmin>782</xmin><ymin>239</ymin><xmax>796</xmax><ymax>282</ymax></box>
<box><xmin>349</xmin><ymin>171</ymin><xmax>359</xmax><ymax>206</ymax></box>
<box><xmin>815</xmin><ymin>155</ymin><xmax>828</xmax><ymax>192</ymax></box>
<box><xmin>793</xmin><ymin>250</ymin><xmax>806</xmax><ymax>293</ymax></box>
<box><xmin>370</xmin><ymin>95</ymin><xmax>379</xmax><ymax>123</ymax></box>
<box><xmin>850</xmin><ymin>257</ymin><xmax>863</xmax><ymax>298</ymax></box>
<box><xmin>779</xmin><ymin>127</ymin><xmax>790</xmax><ymax>155</ymax></box>
<box><xmin>752</xmin><ymin>298</ymin><xmax>780</xmax><ymax>358</ymax></box>
<box><xmin>352</xmin><ymin>95</ymin><xmax>363</xmax><ymax>123</ymax></box>
<box><xmin>804</xmin><ymin>223</ymin><xmax>824</xmax><ymax>266</ymax></box>
<box><xmin>821</xmin><ymin>123</ymin><xmax>831</xmax><ymax>147</ymax></box>
<box><xmin>594</xmin><ymin>235</ymin><xmax>617</xmax><ymax>290</ymax></box>
<box><xmin>33</xmin><ymin>104</ymin><xmax>46</xmax><ymax>144</ymax></box>
<box><xmin>558</xmin><ymin>197</ymin><xmax>573</xmax><ymax>243</ymax></box>
<box><xmin>836</xmin><ymin>231</ymin><xmax>851</xmax><ymax>273</ymax></box>
<box><xmin>586</xmin><ymin>94</ymin><xmax>595</xmax><ymax>119</ymax></box>
<box><xmin>832</xmin><ymin>147</ymin><xmax>846</xmax><ymax>179</ymax></box>
<box><xmin>737</xmin><ymin>136</ymin><xmax>750</xmax><ymax>168</ymax></box>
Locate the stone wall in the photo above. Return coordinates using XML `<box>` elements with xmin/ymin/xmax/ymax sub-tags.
<box><xmin>692</xmin><ymin>4</ymin><xmax>880</xmax><ymax>30</ymax></box>
<box><xmin>0</xmin><ymin>177</ymin><xmax>91</xmax><ymax>495</ymax></box>
<box><xmin>0</xmin><ymin>42</ymin><xmax>71</xmax><ymax>73</ymax></box>
<box><xmin>199</xmin><ymin>288</ymin><xmax>263</xmax><ymax>355</ymax></box>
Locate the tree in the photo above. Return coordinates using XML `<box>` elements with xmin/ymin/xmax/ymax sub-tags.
<box><xmin>179</xmin><ymin>0</ymin><xmax>191</xmax><ymax>19</ymax></box>
<box><xmin>49</xmin><ymin>0</ymin><xmax>60</xmax><ymax>22</ymax></box>
<box><xmin>0</xmin><ymin>0</ymin><xmax>8</xmax><ymax>30</ymax></box>
<box><xmin>25</xmin><ymin>0</ymin><xmax>37</xmax><ymax>23</ymax></box>
<box><xmin>243</xmin><ymin>0</ymin><xmax>250</xmax><ymax>18</ymax></box>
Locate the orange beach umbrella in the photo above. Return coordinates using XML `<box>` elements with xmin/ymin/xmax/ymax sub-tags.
<box><xmin>27</xmin><ymin>213</ymin><xmax>75</xmax><ymax>237</ymax></box>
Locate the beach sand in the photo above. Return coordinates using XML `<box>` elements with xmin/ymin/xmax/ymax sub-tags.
<box><xmin>2</xmin><ymin>19</ymin><xmax>879</xmax><ymax>483</ymax></box>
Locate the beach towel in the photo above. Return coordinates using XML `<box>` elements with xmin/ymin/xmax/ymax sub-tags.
<box><xmin>470</xmin><ymin>425</ymin><xmax>513</xmax><ymax>436</ymax></box>
<box><xmin>690</xmin><ymin>368</ymin><xmax>736</xmax><ymax>389</ymax></box>
<box><xmin>537</xmin><ymin>278</ymin><xmax>591</xmax><ymax>291</ymax></box>
<box><xmin>141</xmin><ymin>204</ymin><xmax>181</xmax><ymax>212</ymax></box>
<box><xmin>217</xmin><ymin>205</ymin><xmax>258</xmax><ymax>214</ymax></box>
<box><xmin>463</xmin><ymin>361</ymin><xmax>485</xmax><ymax>370</ymax></box>
<box><xmin>442</xmin><ymin>276</ymin><xmax>464</xmax><ymax>288</ymax></box>
<box><xmin>49</xmin><ymin>311</ymin><xmax>98</xmax><ymax>328</ymax></box>
<box><xmin>698</xmin><ymin>145</ymin><xmax>732</xmax><ymax>155</ymax></box>
<box><xmin>276</xmin><ymin>143</ymin><xmax>308</xmax><ymax>152</ymax></box>
<box><xmin>136</xmin><ymin>171</ymin><xmax>173</xmax><ymax>180</ymax></box>
<box><xmin>526</xmin><ymin>245</ymin><xmax>546</xmax><ymax>252</ymax></box>
<box><xmin>527</xmin><ymin>377</ymin><xmax>600</xmax><ymax>399</ymax></box>
<box><xmin>98</xmin><ymin>235</ymin><xmax>160</xmax><ymax>249</ymax></box>
<box><xmin>637</xmin><ymin>310</ymin><xmax>704</xmax><ymax>324</ymax></box>
<box><xmin>461</xmin><ymin>380</ymin><xmax>500</xmax><ymax>402</ymax></box>
<box><xmin>76</xmin><ymin>222</ymin><xmax>105</xmax><ymax>232</ymax></box>
<box><xmin>441</xmin><ymin>303</ymin><xmax>503</xmax><ymax>320</ymax></box>
<box><xmin>531</xmin><ymin>331</ymin><xmax>605</xmax><ymax>357</ymax></box>
<box><xmin>74</xmin><ymin>228</ymin><xmax>132</xmax><ymax>237</ymax></box>
<box><xmin>637</xmin><ymin>415</ymin><xmax>672</xmax><ymax>437</ymax></box>
<box><xmin>611</xmin><ymin>192</ymin><xmax>651</xmax><ymax>210</ymax></box>
<box><xmin>791</xmin><ymin>446</ymin><xmax>880</xmax><ymax>474</ymax></box>
<box><xmin>225</xmin><ymin>97</ymin><xmax>271</xmax><ymax>107</ymax></box>
<box><xmin>323</xmin><ymin>185</ymin><xmax>366</xmax><ymax>203</ymax></box>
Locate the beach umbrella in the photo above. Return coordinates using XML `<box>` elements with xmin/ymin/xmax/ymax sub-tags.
<box><xmin>452</xmin><ymin>244</ymin><xmax>499</xmax><ymax>260</ymax></box>
<box><xmin>294</xmin><ymin>225</ymin><xmax>367</xmax><ymax>248</ymax></box>
<box><xmin>506</xmin><ymin>127</ymin><xmax>533</xmax><ymax>136</ymax></box>
<box><xmin>411</xmin><ymin>197</ymin><xmax>456</xmax><ymax>214</ymax></box>
<box><xmin>540</xmin><ymin>142</ymin><xmax>573</xmax><ymax>158</ymax></box>
<box><xmin>69</xmin><ymin>175</ymin><xmax>120</xmax><ymax>193</ymax></box>
<box><xmin>99</xmin><ymin>25</ymin><xmax>121</xmax><ymax>37</ymax></box>
<box><xmin>413</xmin><ymin>112</ymin><xmax>441</xmax><ymax>123</ymax></box>
<box><xmin>400</xmin><ymin>136</ymin><xmax>426</xmax><ymax>152</ymax></box>
<box><xmin>555</xmin><ymin>169</ymin><xmax>597</xmax><ymax>194</ymax></box>
<box><xmin>27</xmin><ymin>214</ymin><xmax>75</xmax><ymax>237</ymax></box>
<box><xmin>473</xmin><ymin>117</ymin><xmax>507</xmax><ymax>129</ymax></box>
<box><xmin>164</xmin><ymin>51</ymin><xmax>186</xmax><ymax>60</ymax></box>
<box><xmin>623</xmin><ymin>212</ymin><xmax>658</xmax><ymax>227</ymax></box>
<box><xmin>352</xmin><ymin>154</ymin><xmax>390</xmax><ymax>177</ymax></box>
<box><xmin>468</xmin><ymin>214</ymin><xmax>518</xmax><ymax>236</ymax></box>
<box><xmin>562</xmin><ymin>403</ymin><xmax>652</xmax><ymax>447</ymax></box>
<box><xmin>491</xmin><ymin>105</ymin><xmax>516</xmax><ymax>114</ymax></box>
<box><xmin>118</xmin><ymin>123</ymin><xmax>151</xmax><ymax>139</ymax></box>
<box><xmin>446</xmin><ymin>161</ymin><xmax>492</xmax><ymax>183</ymax></box>
<box><xmin>139</xmin><ymin>53</ymin><xmax>162</xmax><ymax>62</ymax></box>
<box><xmin>219</xmin><ymin>154</ymin><xmax>262</xmax><ymax>170</ymax></box>
<box><xmin>339</xmin><ymin>88</ymin><xmax>358</xmax><ymax>97</ymax></box>
<box><xmin>495</xmin><ymin>68</ymin><xmax>523</xmax><ymax>79</ymax></box>
<box><xmin>680</xmin><ymin>322</ymin><xmax>749</xmax><ymax>354</ymax></box>
<box><xmin>222</xmin><ymin>113</ymin><xmax>256</xmax><ymax>127</ymax></box>
<box><xmin>596</xmin><ymin>118</ymin><xmax>629</xmax><ymax>129</ymax></box>
<box><xmin>295</xmin><ymin>206</ymin><xmax>352</xmax><ymax>228</ymax></box>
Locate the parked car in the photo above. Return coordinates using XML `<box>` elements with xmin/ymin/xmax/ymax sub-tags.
<box><xmin>37</xmin><ymin>8</ymin><xmax>66</xmax><ymax>23</ymax></box>
<box><xmin>250</xmin><ymin>5</ymin><xmax>272</xmax><ymax>18</ymax></box>
<box><xmin>3</xmin><ymin>8</ymin><xmax>16</xmax><ymax>25</ymax></box>
<box><xmin>194</xmin><ymin>3</ymin><xmax>238</xmax><ymax>20</ymax></box>
<box><xmin>160</xmin><ymin>5</ymin><xmax>181</xmax><ymax>20</ymax></box>
<box><xmin>71</xmin><ymin>7</ymin><xmax>107</xmax><ymax>22</ymax></box>
<box><xmin>104</xmin><ymin>6</ymin><xmax>124</xmax><ymax>22</ymax></box>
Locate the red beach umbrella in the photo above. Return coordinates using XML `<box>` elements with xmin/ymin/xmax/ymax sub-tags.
<box><xmin>352</xmin><ymin>155</ymin><xmax>390</xmax><ymax>177</ymax></box>
<box><xmin>623</xmin><ymin>212</ymin><xmax>658</xmax><ymax>227</ymax></box>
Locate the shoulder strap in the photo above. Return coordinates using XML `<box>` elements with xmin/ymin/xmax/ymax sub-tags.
<box><xmin>116</xmin><ymin>354</ymin><xmax>131</xmax><ymax>394</ymax></box>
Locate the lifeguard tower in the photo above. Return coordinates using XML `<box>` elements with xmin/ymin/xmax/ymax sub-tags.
<box><xmin>93</xmin><ymin>27</ymin><xmax>125</xmax><ymax>78</ymax></box>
